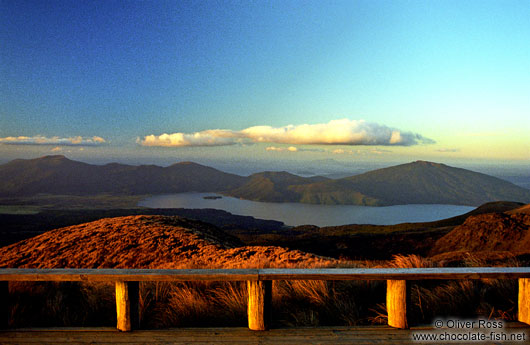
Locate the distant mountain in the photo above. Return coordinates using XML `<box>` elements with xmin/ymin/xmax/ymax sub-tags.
<box><xmin>1</xmin><ymin>156</ymin><xmax>529</xmax><ymax>207</ymax></box>
<box><xmin>226</xmin><ymin>171</ymin><xmax>328</xmax><ymax>202</ymax></box>
<box><xmin>242</xmin><ymin>161</ymin><xmax>530</xmax><ymax>206</ymax></box>
<box><xmin>0</xmin><ymin>155</ymin><xmax>246</xmax><ymax>196</ymax></box>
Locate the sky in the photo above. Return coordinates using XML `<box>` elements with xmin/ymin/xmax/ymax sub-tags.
<box><xmin>1</xmin><ymin>0</ymin><xmax>529</xmax><ymax>170</ymax></box>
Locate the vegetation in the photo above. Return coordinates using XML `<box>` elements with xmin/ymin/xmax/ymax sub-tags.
<box><xmin>6</xmin><ymin>255</ymin><xmax>521</xmax><ymax>328</ymax></box>
<box><xmin>0</xmin><ymin>208</ymin><xmax>284</xmax><ymax>248</ymax></box>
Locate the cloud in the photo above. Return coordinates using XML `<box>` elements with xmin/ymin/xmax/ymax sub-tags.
<box><xmin>0</xmin><ymin>135</ymin><xmax>107</xmax><ymax>146</ymax></box>
<box><xmin>266</xmin><ymin>146</ymin><xmax>299</xmax><ymax>152</ymax></box>
<box><xmin>436</xmin><ymin>148</ymin><xmax>460</xmax><ymax>153</ymax></box>
<box><xmin>139</xmin><ymin>119</ymin><xmax>435</xmax><ymax>147</ymax></box>
<box><xmin>140</xmin><ymin>130</ymin><xmax>238</xmax><ymax>147</ymax></box>
<box><xmin>332</xmin><ymin>147</ymin><xmax>392</xmax><ymax>155</ymax></box>
<box><xmin>51</xmin><ymin>146</ymin><xmax>62</xmax><ymax>152</ymax></box>
<box><xmin>371</xmin><ymin>148</ymin><xmax>392</xmax><ymax>154</ymax></box>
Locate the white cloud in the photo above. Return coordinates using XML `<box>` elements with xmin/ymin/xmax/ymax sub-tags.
<box><xmin>140</xmin><ymin>130</ymin><xmax>239</xmax><ymax>147</ymax></box>
<box><xmin>0</xmin><ymin>135</ymin><xmax>107</xmax><ymax>146</ymax></box>
<box><xmin>265</xmin><ymin>146</ymin><xmax>299</xmax><ymax>152</ymax></box>
<box><xmin>139</xmin><ymin>119</ymin><xmax>434</xmax><ymax>147</ymax></box>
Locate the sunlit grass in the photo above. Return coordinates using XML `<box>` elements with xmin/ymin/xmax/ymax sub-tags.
<box><xmin>6</xmin><ymin>255</ymin><xmax>521</xmax><ymax>328</ymax></box>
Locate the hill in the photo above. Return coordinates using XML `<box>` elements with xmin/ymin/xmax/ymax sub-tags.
<box><xmin>226</xmin><ymin>171</ymin><xmax>328</xmax><ymax>202</ymax></box>
<box><xmin>0</xmin><ymin>215</ymin><xmax>335</xmax><ymax>268</ymax></box>
<box><xmin>230</xmin><ymin>161</ymin><xmax>530</xmax><ymax>206</ymax></box>
<box><xmin>0</xmin><ymin>155</ymin><xmax>245</xmax><ymax>196</ymax></box>
<box><xmin>0</xmin><ymin>207</ymin><xmax>286</xmax><ymax>247</ymax></box>
<box><xmin>507</xmin><ymin>203</ymin><xmax>530</xmax><ymax>215</ymax></box>
<box><xmin>233</xmin><ymin>201</ymin><xmax>526</xmax><ymax>260</ymax></box>
<box><xmin>430</xmin><ymin>208</ymin><xmax>530</xmax><ymax>256</ymax></box>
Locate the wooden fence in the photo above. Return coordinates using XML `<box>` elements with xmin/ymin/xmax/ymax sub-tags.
<box><xmin>1</xmin><ymin>267</ymin><xmax>529</xmax><ymax>331</ymax></box>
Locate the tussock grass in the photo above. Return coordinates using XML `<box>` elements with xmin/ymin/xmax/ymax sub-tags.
<box><xmin>8</xmin><ymin>281</ymin><xmax>115</xmax><ymax>328</ymax></box>
<box><xmin>6</xmin><ymin>255</ymin><xmax>522</xmax><ymax>328</ymax></box>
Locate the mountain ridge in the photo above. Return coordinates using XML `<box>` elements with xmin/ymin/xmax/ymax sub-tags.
<box><xmin>1</xmin><ymin>155</ymin><xmax>529</xmax><ymax>206</ymax></box>
<box><xmin>0</xmin><ymin>155</ymin><xmax>246</xmax><ymax>196</ymax></box>
<box><xmin>226</xmin><ymin>160</ymin><xmax>530</xmax><ymax>206</ymax></box>
<box><xmin>289</xmin><ymin>160</ymin><xmax>530</xmax><ymax>206</ymax></box>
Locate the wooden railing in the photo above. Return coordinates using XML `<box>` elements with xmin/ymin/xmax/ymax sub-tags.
<box><xmin>1</xmin><ymin>267</ymin><xmax>529</xmax><ymax>331</ymax></box>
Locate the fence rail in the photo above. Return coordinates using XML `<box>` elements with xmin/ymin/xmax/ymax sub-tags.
<box><xmin>1</xmin><ymin>268</ymin><xmax>529</xmax><ymax>331</ymax></box>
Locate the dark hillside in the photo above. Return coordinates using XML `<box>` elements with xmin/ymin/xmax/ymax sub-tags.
<box><xmin>0</xmin><ymin>156</ymin><xmax>246</xmax><ymax>196</ymax></box>
<box><xmin>288</xmin><ymin>161</ymin><xmax>530</xmax><ymax>206</ymax></box>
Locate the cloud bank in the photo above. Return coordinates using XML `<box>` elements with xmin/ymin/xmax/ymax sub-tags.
<box><xmin>0</xmin><ymin>136</ymin><xmax>106</xmax><ymax>146</ymax></box>
<box><xmin>139</xmin><ymin>119</ymin><xmax>434</xmax><ymax>147</ymax></box>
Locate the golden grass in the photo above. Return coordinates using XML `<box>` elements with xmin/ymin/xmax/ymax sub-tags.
<box><xmin>6</xmin><ymin>254</ymin><xmax>522</xmax><ymax>328</ymax></box>
<box><xmin>385</xmin><ymin>254</ymin><xmax>435</xmax><ymax>268</ymax></box>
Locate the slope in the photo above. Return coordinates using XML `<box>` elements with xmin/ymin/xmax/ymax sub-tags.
<box><xmin>0</xmin><ymin>215</ymin><xmax>336</xmax><ymax>269</ymax></box>
<box><xmin>430</xmin><ymin>206</ymin><xmax>530</xmax><ymax>255</ymax></box>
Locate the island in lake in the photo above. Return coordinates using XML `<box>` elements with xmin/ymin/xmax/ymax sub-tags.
<box><xmin>203</xmin><ymin>195</ymin><xmax>223</xmax><ymax>200</ymax></box>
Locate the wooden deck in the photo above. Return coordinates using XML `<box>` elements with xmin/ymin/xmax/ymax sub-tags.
<box><xmin>1</xmin><ymin>324</ymin><xmax>528</xmax><ymax>345</ymax></box>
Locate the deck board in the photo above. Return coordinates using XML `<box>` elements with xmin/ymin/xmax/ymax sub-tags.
<box><xmin>1</xmin><ymin>324</ymin><xmax>528</xmax><ymax>345</ymax></box>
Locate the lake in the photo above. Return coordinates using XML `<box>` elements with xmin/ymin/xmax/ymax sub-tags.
<box><xmin>138</xmin><ymin>193</ymin><xmax>475</xmax><ymax>226</ymax></box>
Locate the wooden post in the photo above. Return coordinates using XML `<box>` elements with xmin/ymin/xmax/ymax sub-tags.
<box><xmin>387</xmin><ymin>280</ymin><xmax>408</xmax><ymax>329</ymax></box>
<box><xmin>0</xmin><ymin>282</ymin><xmax>8</xmax><ymax>329</ymax></box>
<box><xmin>115</xmin><ymin>281</ymin><xmax>139</xmax><ymax>331</ymax></box>
<box><xmin>247</xmin><ymin>280</ymin><xmax>272</xmax><ymax>331</ymax></box>
<box><xmin>519</xmin><ymin>278</ymin><xmax>530</xmax><ymax>325</ymax></box>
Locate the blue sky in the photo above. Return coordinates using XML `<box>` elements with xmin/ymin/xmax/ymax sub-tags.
<box><xmin>1</xmin><ymin>0</ymin><xmax>529</xmax><ymax>166</ymax></box>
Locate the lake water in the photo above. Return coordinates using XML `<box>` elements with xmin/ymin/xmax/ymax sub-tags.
<box><xmin>138</xmin><ymin>193</ymin><xmax>475</xmax><ymax>227</ymax></box>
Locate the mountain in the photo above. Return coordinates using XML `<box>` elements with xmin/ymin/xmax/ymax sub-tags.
<box><xmin>231</xmin><ymin>161</ymin><xmax>530</xmax><ymax>206</ymax></box>
<box><xmin>0</xmin><ymin>155</ymin><xmax>246</xmax><ymax>196</ymax></box>
<box><xmin>226</xmin><ymin>171</ymin><xmax>328</xmax><ymax>202</ymax></box>
<box><xmin>0</xmin><ymin>215</ymin><xmax>336</xmax><ymax>268</ymax></box>
<box><xmin>1</xmin><ymin>156</ymin><xmax>529</xmax><ymax>207</ymax></box>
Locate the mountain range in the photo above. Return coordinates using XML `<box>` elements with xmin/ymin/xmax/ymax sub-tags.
<box><xmin>0</xmin><ymin>155</ymin><xmax>244</xmax><ymax>196</ymax></box>
<box><xmin>1</xmin><ymin>155</ymin><xmax>529</xmax><ymax>207</ymax></box>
